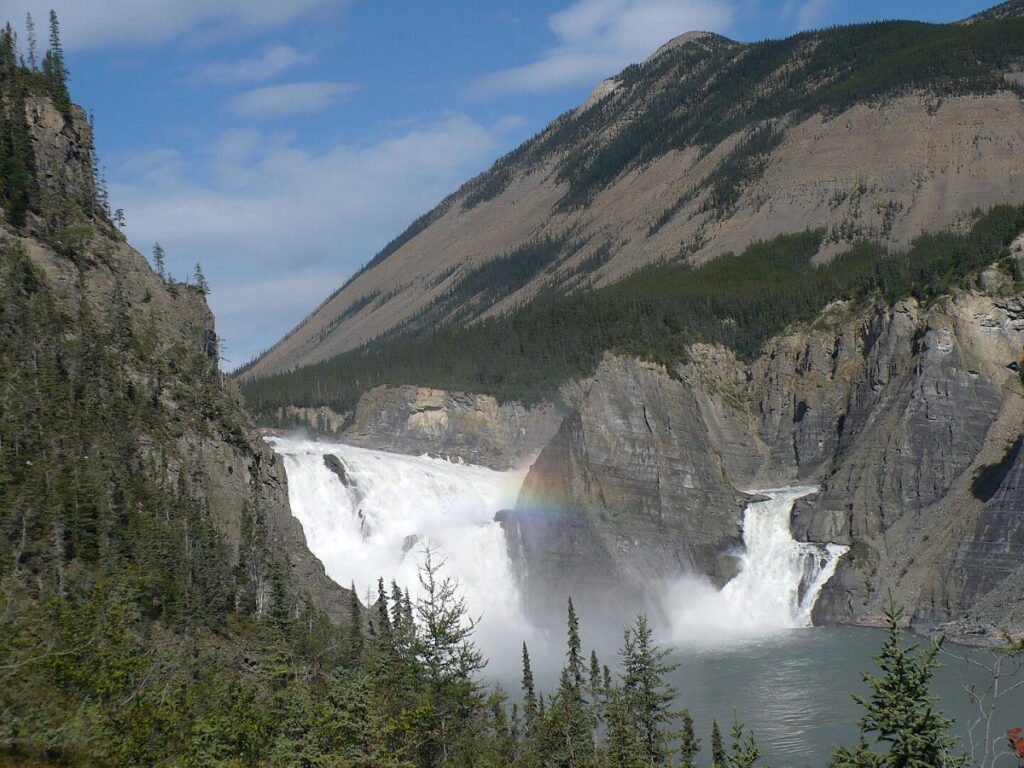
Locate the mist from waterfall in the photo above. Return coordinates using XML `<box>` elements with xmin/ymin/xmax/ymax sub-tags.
<box><xmin>663</xmin><ymin>486</ymin><xmax>849</xmax><ymax>646</ymax></box>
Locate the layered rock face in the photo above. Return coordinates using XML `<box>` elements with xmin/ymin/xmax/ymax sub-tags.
<box><xmin>342</xmin><ymin>385</ymin><xmax>561</xmax><ymax>469</ymax></box>
<box><xmin>503</xmin><ymin>356</ymin><xmax>747</xmax><ymax>624</ymax></box>
<box><xmin>504</xmin><ymin>283</ymin><xmax>1024</xmax><ymax>638</ymax></box>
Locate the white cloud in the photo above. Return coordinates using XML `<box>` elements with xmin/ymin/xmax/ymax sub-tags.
<box><xmin>6</xmin><ymin>0</ymin><xmax>346</xmax><ymax>52</ymax></box>
<box><xmin>112</xmin><ymin>114</ymin><xmax>514</xmax><ymax>366</ymax></box>
<box><xmin>188</xmin><ymin>44</ymin><xmax>316</xmax><ymax>85</ymax></box>
<box><xmin>471</xmin><ymin>0</ymin><xmax>734</xmax><ymax>97</ymax></box>
<box><xmin>781</xmin><ymin>0</ymin><xmax>832</xmax><ymax>30</ymax></box>
<box><xmin>228</xmin><ymin>81</ymin><xmax>360</xmax><ymax>118</ymax></box>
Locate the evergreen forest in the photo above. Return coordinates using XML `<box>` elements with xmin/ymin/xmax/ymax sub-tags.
<box><xmin>242</xmin><ymin>206</ymin><xmax>1024</xmax><ymax>420</ymax></box>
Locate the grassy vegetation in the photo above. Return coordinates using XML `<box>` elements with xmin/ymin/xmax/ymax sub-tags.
<box><xmin>241</xmin><ymin>205</ymin><xmax>1024</xmax><ymax>418</ymax></box>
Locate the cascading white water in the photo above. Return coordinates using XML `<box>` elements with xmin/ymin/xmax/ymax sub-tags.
<box><xmin>269</xmin><ymin>436</ymin><xmax>535</xmax><ymax>659</ymax></box>
<box><xmin>664</xmin><ymin>486</ymin><xmax>849</xmax><ymax>644</ymax></box>
<box><xmin>271</xmin><ymin>434</ymin><xmax>848</xmax><ymax>652</ymax></box>
<box><xmin>721</xmin><ymin>486</ymin><xmax>848</xmax><ymax>627</ymax></box>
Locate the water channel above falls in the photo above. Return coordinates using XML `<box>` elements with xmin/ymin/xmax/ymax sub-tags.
<box><xmin>271</xmin><ymin>437</ymin><xmax>1020</xmax><ymax>766</ymax></box>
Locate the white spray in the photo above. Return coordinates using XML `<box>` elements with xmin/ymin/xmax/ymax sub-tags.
<box><xmin>271</xmin><ymin>437</ymin><xmax>847</xmax><ymax>653</ymax></box>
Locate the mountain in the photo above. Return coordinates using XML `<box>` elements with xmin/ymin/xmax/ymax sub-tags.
<box><xmin>237</xmin><ymin>5</ymin><xmax>1024</xmax><ymax>643</ymax></box>
<box><xmin>241</xmin><ymin>7</ymin><xmax>1024</xmax><ymax>384</ymax></box>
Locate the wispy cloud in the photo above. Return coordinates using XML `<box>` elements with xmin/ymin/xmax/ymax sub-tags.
<box><xmin>8</xmin><ymin>0</ymin><xmax>347</xmax><ymax>52</ymax></box>
<box><xmin>228</xmin><ymin>81</ymin><xmax>360</xmax><ymax>118</ymax></box>
<box><xmin>781</xmin><ymin>0</ymin><xmax>832</xmax><ymax>31</ymax></box>
<box><xmin>188</xmin><ymin>44</ymin><xmax>316</xmax><ymax>85</ymax></box>
<box><xmin>113</xmin><ymin>114</ymin><xmax>518</xmax><ymax>365</ymax></box>
<box><xmin>470</xmin><ymin>0</ymin><xmax>734</xmax><ymax>97</ymax></box>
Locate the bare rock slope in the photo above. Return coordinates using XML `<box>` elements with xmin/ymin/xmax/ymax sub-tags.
<box><xmin>243</xmin><ymin>12</ymin><xmax>1024</xmax><ymax>380</ymax></box>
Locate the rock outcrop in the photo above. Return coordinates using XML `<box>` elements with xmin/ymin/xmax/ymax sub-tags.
<box><xmin>342</xmin><ymin>385</ymin><xmax>562</xmax><ymax>469</ymax></box>
<box><xmin>503</xmin><ymin>356</ymin><xmax>747</xmax><ymax>624</ymax></box>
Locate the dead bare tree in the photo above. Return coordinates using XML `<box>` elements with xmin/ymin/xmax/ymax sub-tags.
<box><xmin>941</xmin><ymin>641</ymin><xmax>1024</xmax><ymax>768</ymax></box>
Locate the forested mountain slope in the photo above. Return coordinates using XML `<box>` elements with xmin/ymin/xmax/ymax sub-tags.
<box><xmin>0</xmin><ymin>23</ymin><xmax>370</xmax><ymax>764</ymax></box>
<box><xmin>241</xmin><ymin>3</ymin><xmax>1024</xmax><ymax>384</ymax></box>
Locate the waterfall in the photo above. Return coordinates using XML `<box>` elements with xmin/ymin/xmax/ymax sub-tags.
<box><xmin>665</xmin><ymin>486</ymin><xmax>849</xmax><ymax>644</ymax></box>
<box><xmin>269</xmin><ymin>436</ymin><xmax>534</xmax><ymax>658</ymax></box>
<box><xmin>272</xmin><ymin>434</ymin><xmax>848</xmax><ymax>652</ymax></box>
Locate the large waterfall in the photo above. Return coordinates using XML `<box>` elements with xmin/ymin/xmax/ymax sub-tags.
<box><xmin>272</xmin><ymin>437</ymin><xmax>848</xmax><ymax>653</ymax></box>
<box><xmin>664</xmin><ymin>486</ymin><xmax>849</xmax><ymax>644</ymax></box>
<box><xmin>270</xmin><ymin>437</ymin><xmax>535</xmax><ymax>659</ymax></box>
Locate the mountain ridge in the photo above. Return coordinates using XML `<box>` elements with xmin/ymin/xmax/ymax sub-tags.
<box><xmin>241</xmin><ymin>8</ymin><xmax>1024</xmax><ymax>384</ymax></box>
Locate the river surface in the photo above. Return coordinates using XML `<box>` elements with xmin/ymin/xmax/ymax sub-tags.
<box><xmin>646</xmin><ymin>626</ymin><xmax>1019</xmax><ymax>767</ymax></box>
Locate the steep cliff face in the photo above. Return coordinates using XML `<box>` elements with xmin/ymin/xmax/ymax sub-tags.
<box><xmin>504</xmin><ymin>356</ymin><xmax>749</xmax><ymax>624</ymax></box>
<box><xmin>2</xmin><ymin>92</ymin><xmax>348</xmax><ymax>620</ymax></box>
<box><xmin>504</xmin><ymin>277</ymin><xmax>1024</xmax><ymax>638</ymax></box>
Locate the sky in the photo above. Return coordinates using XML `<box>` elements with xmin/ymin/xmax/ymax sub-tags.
<box><xmin>0</xmin><ymin>0</ymin><xmax>1002</xmax><ymax>367</ymax></box>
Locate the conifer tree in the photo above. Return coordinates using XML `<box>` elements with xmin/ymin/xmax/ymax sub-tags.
<box><xmin>345</xmin><ymin>581</ymin><xmax>364</xmax><ymax>667</ymax></box>
<box><xmin>521</xmin><ymin>642</ymin><xmax>537</xmax><ymax>724</ymax></box>
<box><xmin>605</xmin><ymin>614</ymin><xmax>679</xmax><ymax>767</ymax></box>
<box><xmin>541</xmin><ymin>598</ymin><xmax>597</xmax><ymax>767</ymax></box>
<box><xmin>414</xmin><ymin>546</ymin><xmax>485</xmax><ymax>765</ymax></box>
<box><xmin>42</xmin><ymin>10</ymin><xmax>70</xmax><ymax>113</ymax></box>
<box><xmin>194</xmin><ymin>262</ymin><xmax>210</xmax><ymax>295</ymax></box>
<box><xmin>0</xmin><ymin>24</ymin><xmax>37</xmax><ymax>227</ymax></box>
<box><xmin>728</xmin><ymin>717</ymin><xmax>762</xmax><ymax>768</ymax></box>
<box><xmin>679</xmin><ymin>709</ymin><xmax>701</xmax><ymax>768</ymax></box>
<box><xmin>830</xmin><ymin>605</ymin><xmax>968</xmax><ymax>768</ymax></box>
<box><xmin>712</xmin><ymin>720</ymin><xmax>726</xmax><ymax>768</ymax></box>
<box><xmin>25</xmin><ymin>13</ymin><xmax>36</xmax><ymax>70</ymax></box>
<box><xmin>152</xmin><ymin>243</ymin><xmax>166</xmax><ymax>279</ymax></box>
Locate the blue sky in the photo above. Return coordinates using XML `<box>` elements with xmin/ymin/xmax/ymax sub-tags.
<box><xmin>0</xmin><ymin>0</ymin><xmax>1000</xmax><ymax>366</ymax></box>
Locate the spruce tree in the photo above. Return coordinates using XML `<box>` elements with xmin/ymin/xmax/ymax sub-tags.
<box><xmin>152</xmin><ymin>243</ymin><xmax>166</xmax><ymax>279</ymax></box>
<box><xmin>345</xmin><ymin>581</ymin><xmax>364</xmax><ymax>667</ymax></box>
<box><xmin>521</xmin><ymin>642</ymin><xmax>537</xmax><ymax>724</ymax></box>
<box><xmin>604</xmin><ymin>614</ymin><xmax>679</xmax><ymax>768</ymax></box>
<box><xmin>830</xmin><ymin>605</ymin><xmax>968</xmax><ymax>768</ymax></box>
<box><xmin>25</xmin><ymin>13</ymin><xmax>36</xmax><ymax>71</ymax></box>
<box><xmin>43</xmin><ymin>10</ymin><xmax>70</xmax><ymax>113</ymax></box>
<box><xmin>540</xmin><ymin>598</ymin><xmax>596</xmax><ymax>767</ymax></box>
<box><xmin>194</xmin><ymin>262</ymin><xmax>210</xmax><ymax>295</ymax></box>
<box><xmin>712</xmin><ymin>720</ymin><xmax>726</xmax><ymax>768</ymax></box>
<box><xmin>414</xmin><ymin>546</ymin><xmax>485</xmax><ymax>765</ymax></box>
<box><xmin>679</xmin><ymin>709</ymin><xmax>701</xmax><ymax>768</ymax></box>
<box><xmin>728</xmin><ymin>717</ymin><xmax>762</xmax><ymax>768</ymax></box>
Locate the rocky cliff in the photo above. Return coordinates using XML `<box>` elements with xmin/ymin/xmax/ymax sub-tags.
<box><xmin>341</xmin><ymin>386</ymin><xmax>561</xmax><ymax>468</ymax></box>
<box><xmin>2</xmin><ymin>93</ymin><xmax>348</xmax><ymax>621</ymax></box>
<box><xmin>501</xmin><ymin>268</ymin><xmax>1024</xmax><ymax>639</ymax></box>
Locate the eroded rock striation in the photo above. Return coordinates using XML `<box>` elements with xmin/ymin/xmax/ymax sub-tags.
<box><xmin>500</xmin><ymin>287</ymin><xmax>1024</xmax><ymax>638</ymax></box>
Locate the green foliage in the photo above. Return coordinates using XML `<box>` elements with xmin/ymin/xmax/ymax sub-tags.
<box><xmin>712</xmin><ymin>720</ymin><xmax>727</xmax><ymax>767</ymax></box>
<box><xmin>243</xmin><ymin>205</ymin><xmax>1024</xmax><ymax>416</ymax></box>
<box><xmin>830</xmin><ymin>605</ymin><xmax>968</xmax><ymax>768</ymax></box>
<box><xmin>604</xmin><ymin>615</ymin><xmax>679</xmax><ymax>768</ymax></box>
<box><xmin>0</xmin><ymin>23</ymin><xmax>39</xmax><ymax>228</ymax></box>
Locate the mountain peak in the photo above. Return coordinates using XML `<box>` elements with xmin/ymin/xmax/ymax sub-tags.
<box><xmin>962</xmin><ymin>0</ymin><xmax>1024</xmax><ymax>23</ymax></box>
<box><xmin>645</xmin><ymin>30</ymin><xmax>721</xmax><ymax>62</ymax></box>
